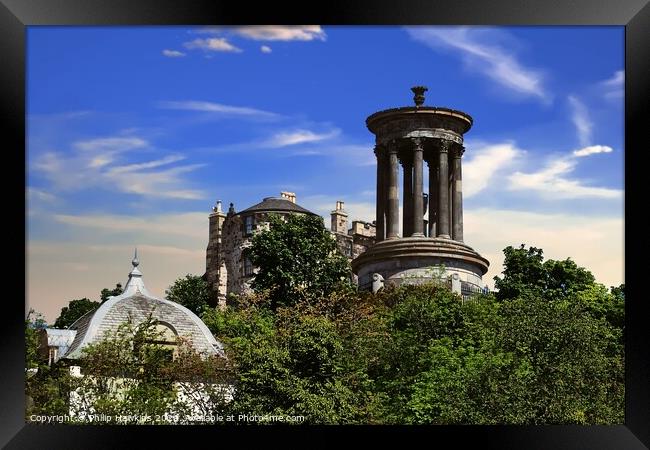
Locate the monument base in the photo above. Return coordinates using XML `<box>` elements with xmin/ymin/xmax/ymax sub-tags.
<box><xmin>351</xmin><ymin>237</ymin><xmax>490</xmax><ymax>296</ymax></box>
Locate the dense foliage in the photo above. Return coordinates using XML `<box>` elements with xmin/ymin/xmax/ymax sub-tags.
<box><xmin>27</xmin><ymin>235</ymin><xmax>624</xmax><ymax>425</ymax></box>
<box><xmin>100</xmin><ymin>283</ymin><xmax>123</xmax><ymax>303</ymax></box>
<box><xmin>249</xmin><ymin>213</ymin><xmax>352</xmax><ymax>309</ymax></box>
<box><xmin>494</xmin><ymin>244</ymin><xmax>596</xmax><ymax>301</ymax></box>
<box><xmin>200</xmin><ymin>276</ymin><xmax>623</xmax><ymax>424</ymax></box>
<box><xmin>165</xmin><ymin>274</ymin><xmax>211</xmax><ymax>316</ymax></box>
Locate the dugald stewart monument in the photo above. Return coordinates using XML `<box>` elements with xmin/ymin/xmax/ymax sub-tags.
<box><xmin>206</xmin><ymin>86</ymin><xmax>489</xmax><ymax>302</ymax></box>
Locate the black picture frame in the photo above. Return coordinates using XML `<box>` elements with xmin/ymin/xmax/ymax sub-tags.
<box><xmin>3</xmin><ymin>0</ymin><xmax>648</xmax><ymax>447</ymax></box>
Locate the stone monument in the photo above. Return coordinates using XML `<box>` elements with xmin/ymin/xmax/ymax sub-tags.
<box><xmin>351</xmin><ymin>86</ymin><xmax>489</xmax><ymax>297</ymax></box>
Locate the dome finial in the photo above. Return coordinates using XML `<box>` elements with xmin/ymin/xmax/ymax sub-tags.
<box><xmin>411</xmin><ymin>85</ymin><xmax>428</xmax><ymax>107</ymax></box>
<box><xmin>132</xmin><ymin>248</ymin><xmax>139</xmax><ymax>267</ymax></box>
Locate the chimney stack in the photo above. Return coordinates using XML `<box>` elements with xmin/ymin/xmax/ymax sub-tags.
<box><xmin>330</xmin><ymin>200</ymin><xmax>348</xmax><ymax>234</ymax></box>
<box><xmin>280</xmin><ymin>191</ymin><xmax>296</xmax><ymax>203</ymax></box>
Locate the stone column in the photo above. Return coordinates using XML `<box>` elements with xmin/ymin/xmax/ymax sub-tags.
<box><xmin>387</xmin><ymin>142</ymin><xmax>400</xmax><ymax>239</ymax></box>
<box><xmin>411</xmin><ymin>138</ymin><xmax>425</xmax><ymax>237</ymax></box>
<box><xmin>437</xmin><ymin>139</ymin><xmax>451</xmax><ymax>238</ymax></box>
<box><xmin>427</xmin><ymin>153</ymin><xmax>438</xmax><ymax>238</ymax></box>
<box><xmin>402</xmin><ymin>155</ymin><xmax>413</xmax><ymax>237</ymax></box>
<box><xmin>451</xmin><ymin>145</ymin><xmax>464</xmax><ymax>242</ymax></box>
<box><xmin>374</xmin><ymin>145</ymin><xmax>385</xmax><ymax>242</ymax></box>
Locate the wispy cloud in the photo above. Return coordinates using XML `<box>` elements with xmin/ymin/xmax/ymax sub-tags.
<box><xmin>462</xmin><ymin>142</ymin><xmax>523</xmax><ymax>198</ymax></box>
<box><xmin>184</xmin><ymin>37</ymin><xmax>242</xmax><ymax>53</ymax></box>
<box><xmin>507</xmin><ymin>145</ymin><xmax>620</xmax><ymax>199</ymax></box>
<box><xmin>260</xmin><ymin>45</ymin><xmax>272</xmax><ymax>53</ymax></box>
<box><xmin>74</xmin><ymin>136</ymin><xmax>148</xmax><ymax>152</ymax></box>
<box><xmin>568</xmin><ymin>95</ymin><xmax>593</xmax><ymax>146</ymax></box>
<box><xmin>265</xmin><ymin>129</ymin><xmax>340</xmax><ymax>147</ymax></box>
<box><xmin>106</xmin><ymin>154</ymin><xmax>186</xmax><ymax>174</ymax></box>
<box><xmin>158</xmin><ymin>100</ymin><xmax>279</xmax><ymax>119</ymax></box>
<box><xmin>32</xmin><ymin>134</ymin><xmax>207</xmax><ymax>200</ymax></box>
<box><xmin>105</xmin><ymin>163</ymin><xmax>207</xmax><ymax>199</ymax></box>
<box><xmin>162</xmin><ymin>49</ymin><xmax>186</xmax><ymax>57</ymax></box>
<box><xmin>195</xmin><ymin>26</ymin><xmax>326</xmax><ymax>42</ymax></box>
<box><xmin>406</xmin><ymin>27</ymin><xmax>549</xmax><ymax>102</ymax></box>
<box><xmin>600</xmin><ymin>70</ymin><xmax>624</xmax><ymax>100</ymax></box>
<box><xmin>573</xmin><ymin>145</ymin><xmax>613</xmax><ymax>157</ymax></box>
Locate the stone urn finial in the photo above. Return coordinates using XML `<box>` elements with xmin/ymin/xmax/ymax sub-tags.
<box><xmin>411</xmin><ymin>86</ymin><xmax>428</xmax><ymax>107</ymax></box>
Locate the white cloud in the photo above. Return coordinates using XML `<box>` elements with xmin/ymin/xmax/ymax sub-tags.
<box><xmin>74</xmin><ymin>136</ymin><xmax>148</xmax><ymax>152</ymax></box>
<box><xmin>184</xmin><ymin>38</ymin><xmax>242</xmax><ymax>53</ymax></box>
<box><xmin>462</xmin><ymin>142</ymin><xmax>523</xmax><ymax>198</ymax></box>
<box><xmin>162</xmin><ymin>49</ymin><xmax>186</xmax><ymax>57</ymax></box>
<box><xmin>32</xmin><ymin>134</ymin><xmax>207</xmax><ymax>200</ymax></box>
<box><xmin>573</xmin><ymin>145</ymin><xmax>613</xmax><ymax>157</ymax></box>
<box><xmin>197</xmin><ymin>26</ymin><xmax>326</xmax><ymax>42</ymax></box>
<box><xmin>507</xmin><ymin>152</ymin><xmax>621</xmax><ymax>200</ymax></box>
<box><xmin>568</xmin><ymin>95</ymin><xmax>593</xmax><ymax>146</ymax></box>
<box><xmin>406</xmin><ymin>27</ymin><xmax>549</xmax><ymax>102</ymax></box>
<box><xmin>260</xmin><ymin>45</ymin><xmax>272</xmax><ymax>53</ymax></box>
<box><xmin>464</xmin><ymin>208</ymin><xmax>623</xmax><ymax>290</ymax></box>
<box><xmin>265</xmin><ymin>129</ymin><xmax>340</xmax><ymax>147</ymax></box>
<box><xmin>104</xmin><ymin>163</ymin><xmax>207</xmax><ymax>199</ymax></box>
<box><xmin>107</xmin><ymin>154</ymin><xmax>186</xmax><ymax>174</ymax></box>
<box><xmin>158</xmin><ymin>100</ymin><xmax>278</xmax><ymax>119</ymax></box>
<box><xmin>601</xmin><ymin>70</ymin><xmax>624</xmax><ymax>100</ymax></box>
<box><xmin>72</xmin><ymin>136</ymin><xmax>149</xmax><ymax>169</ymax></box>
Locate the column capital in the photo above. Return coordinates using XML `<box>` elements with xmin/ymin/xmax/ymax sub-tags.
<box><xmin>451</xmin><ymin>143</ymin><xmax>465</xmax><ymax>159</ymax></box>
<box><xmin>412</xmin><ymin>137</ymin><xmax>424</xmax><ymax>152</ymax></box>
<box><xmin>438</xmin><ymin>138</ymin><xmax>454</xmax><ymax>153</ymax></box>
<box><xmin>398</xmin><ymin>146</ymin><xmax>413</xmax><ymax>166</ymax></box>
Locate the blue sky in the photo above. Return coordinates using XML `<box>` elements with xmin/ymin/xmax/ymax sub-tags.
<box><xmin>26</xmin><ymin>26</ymin><xmax>624</xmax><ymax>322</ymax></box>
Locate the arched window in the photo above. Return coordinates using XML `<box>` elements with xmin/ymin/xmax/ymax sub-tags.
<box><xmin>134</xmin><ymin>320</ymin><xmax>179</xmax><ymax>363</ymax></box>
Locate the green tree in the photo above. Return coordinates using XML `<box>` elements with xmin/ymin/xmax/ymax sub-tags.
<box><xmin>249</xmin><ymin>213</ymin><xmax>352</xmax><ymax>309</ymax></box>
<box><xmin>494</xmin><ymin>244</ymin><xmax>595</xmax><ymax>301</ymax></box>
<box><xmin>53</xmin><ymin>298</ymin><xmax>100</xmax><ymax>329</ymax></box>
<box><xmin>575</xmin><ymin>283</ymin><xmax>625</xmax><ymax>331</ymax></box>
<box><xmin>494</xmin><ymin>294</ymin><xmax>623</xmax><ymax>424</ymax></box>
<box><xmin>165</xmin><ymin>274</ymin><xmax>211</xmax><ymax>316</ymax></box>
<box><xmin>204</xmin><ymin>292</ymin><xmax>375</xmax><ymax>424</ymax></box>
<box><xmin>100</xmin><ymin>283</ymin><xmax>123</xmax><ymax>303</ymax></box>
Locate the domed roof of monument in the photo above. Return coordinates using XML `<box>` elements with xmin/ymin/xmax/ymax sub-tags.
<box><xmin>239</xmin><ymin>197</ymin><xmax>316</xmax><ymax>216</ymax></box>
<box><xmin>366</xmin><ymin>85</ymin><xmax>473</xmax><ymax>135</ymax></box>
<box><xmin>63</xmin><ymin>250</ymin><xmax>225</xmax><ymax>360</ymax></box>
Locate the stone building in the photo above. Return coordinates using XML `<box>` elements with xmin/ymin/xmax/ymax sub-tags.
<box><xmin>352</xmin><ymin>86</ymin><xmax>490</xmax><ymax>297</ymax></box>
<box><xmin>204</xmin><ymin>192</ymin><xmax>376</xmax><ymax>307</ymax></box>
